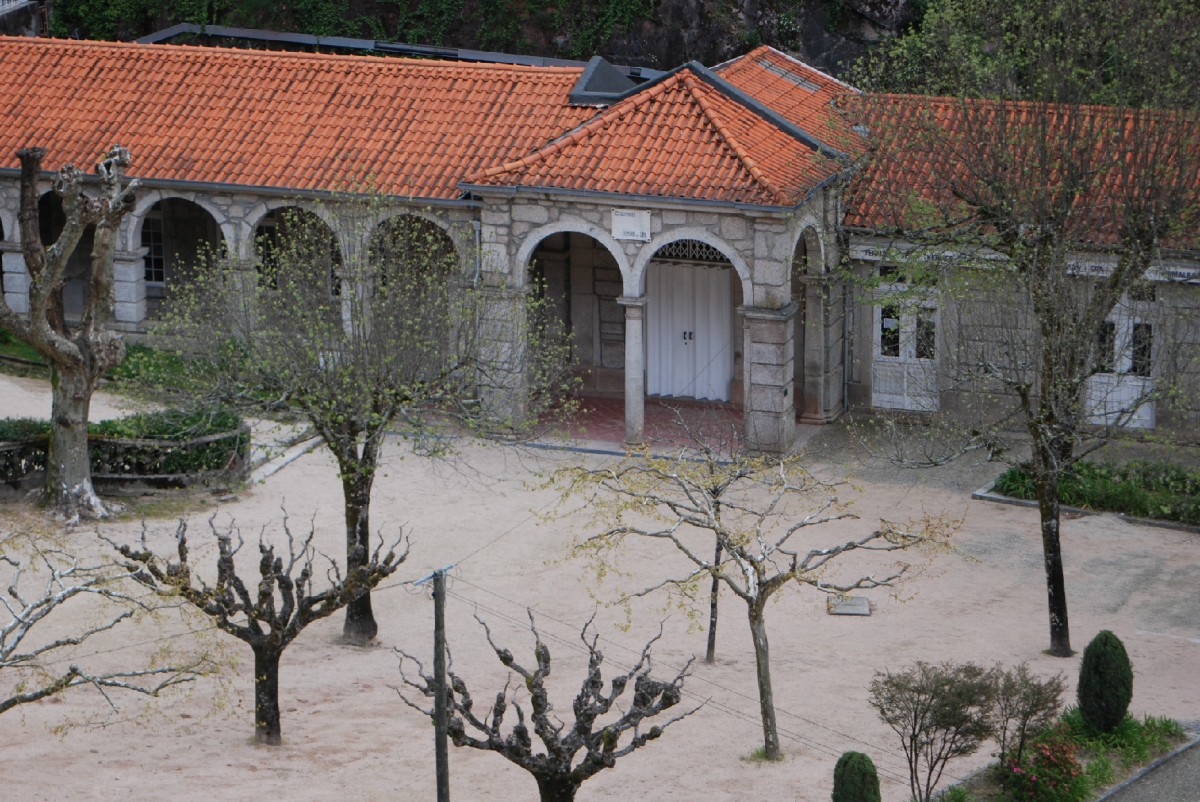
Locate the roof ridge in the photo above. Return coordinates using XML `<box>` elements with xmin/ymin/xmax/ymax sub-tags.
<box><xmin>681</xmin><ymin>73</ymin><xmax>791</xmax><ymax>205</ymax></box>
<box><xmin>0</xmin><ymin>34</ymin><xmax>586</xmax><ymax>74</ymax></box>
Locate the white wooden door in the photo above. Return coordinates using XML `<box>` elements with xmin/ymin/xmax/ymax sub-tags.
<box><xmin>871</xmin><ymin>300</ymin><xmax>939</xmax><ymax>411</ymax></box>
<box><xmin>1086</xmin><ymin>304</ymin><xmax>1155</xmax><ymax>428</ymax></box>
<box><xmin>646</xmin><ymin>263</ymin><xmax>733</xmax><ymax>401</ymax></box>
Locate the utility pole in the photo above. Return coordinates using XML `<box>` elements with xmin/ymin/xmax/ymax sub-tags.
<box><xmin>415</xmin><ymin>565</ymin><xmax>455</xmax><ymax>802</ymax></box>
<box><xmin>433</xmin><ymin>568</ymin><xmax>449</xmax><ymax>802</ymax></box>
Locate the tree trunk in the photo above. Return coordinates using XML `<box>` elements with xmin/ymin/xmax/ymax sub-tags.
<box><xmin>748</xmin><ymin>606</ymin><xmax>781</xmax><ymax>759</ymax></box>
<box><xmin>705</xmin><ymin>539</ymin><xmax>722</xmax><ymax>663</ymax></box>
<box><xmin>254</xmin><ymin>646</ymin><xmax>283</xmax><ymax>745</ymax></box>
<box><xmin>1032</xmin><ymin>438</ymin><xmax>1073</xmax><ymax>657</ymax></box>
<box><xmin>341</xmin><ymin>473</ymin><xmax>378</xmax><ymax>645</ymax></box>
<box><xmin>535</xmin><ymin>774</ymin><xmax>579</xmax><ymax>802</ymax></box>
<box><xmin>44</xmin><ymin>364</ymin><xmax>108</xmax><ymax>520</ymax></box>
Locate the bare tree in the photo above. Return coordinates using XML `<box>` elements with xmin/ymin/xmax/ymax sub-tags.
<box><xmin>109</xmin><ymin>515</ymin><xmax>406</xmax><ymax>744</ymax></box>
<box><xmin>842</xmin><ymin>0</ymin><xmax>1200</xmax><ymax>656</ymax></box>
<box><xmin>2</xmin><ymin>535</ymin><xmax>197</xmax><ymax>716</ymax></box>
<box><xmin>162</xmin><ymin>202</ymin><xmax>572</xmax><ymax>644</ymax></box>
<box><xmin>396</xmin><ymin>611</ymin><xmax>696</xmax><ymax>802</ymax></box>
<box><xmin>868</xmin><ymin>661</ymin><xmax>997</xmax><ymax>802</ymax></box>
<box><xmin>0</xmin><ymin>146</ymin><xmax>138</xmax><ymax>521</ymax></box>
<box><xmin>557</xmin><ymin>445</ymin><xmax>947</xmax><ymax>760</ymax></box>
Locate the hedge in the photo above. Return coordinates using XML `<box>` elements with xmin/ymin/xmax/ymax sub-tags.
<box><xmin>0</xmin><ymin>408</ymin><xmax>249</xmax><ymax>490</ymax></box>
<box><xmin>993</xmin><ymin>460</ymin><xmax>1200</xmax><ymax>526</ymax></box>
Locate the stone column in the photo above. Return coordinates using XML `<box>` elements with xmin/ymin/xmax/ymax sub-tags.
<box><xmin>618</xmin><ymin>296</ymin><xmax>646</xmax><ymax>445</ymax></box>
<box><xmin>1</xmin><ymin>245</ymin><xmax>29</xmax><ymax>314</ymax></box>
<box><xmin>798</xmin><ymin>274</ymin><xmax>844</xmax><ymax>423</ymax></box>
<box><xmin>742</xmin><ymin>303</ymin><xmax>797</xmax><ymax>453</ymax></box>
<box><xmin>112</xmin><ymin>248</ymin><xmax>147</xmax><ymax>331</ymax></box>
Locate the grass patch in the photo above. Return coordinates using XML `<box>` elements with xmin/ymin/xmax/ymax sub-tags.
<box><xmin>994</xmin><ymin>460</ymin><xmax>1200</xmax><ymax>526</ymax></box>
<box><xmin>740</xmin><ymin>746</ymin><xmax>785</xmax><ymax>763</ymax></box>
<box><xmin>0</xmin><ymin>325</ymin><xmax>45</xmax><ymax>364</ymax></box>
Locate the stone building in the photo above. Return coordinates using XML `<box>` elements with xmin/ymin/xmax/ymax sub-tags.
<box><xmin>1</xmin><ymin>36</ymin><xmax>1196</xmax><ymax>450</ymax></box>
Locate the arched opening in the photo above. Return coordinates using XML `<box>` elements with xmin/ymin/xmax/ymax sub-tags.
<box><xmin>38</xmin><ymin>191</ymin><xmax>94</xmax><ymax>321</ymax></box>
<box><xmin>527</xmin><ymin>231</ymin><xmax>625</xmax><ymax>395</ymax></box>
<box><xmin>645</xmin><ymin>239</ymin><xmax>741</xmax><ymax>402</ymax></box>
<box><xmin>255</xmin><ymin>207</ymin><xmax>341</xmax><ymax>295</ymax></box>
<box><xmin>790</xmin><ymin>232</ymin><xmax>815</xmax><ymax>413</ymax></box>
<box><xmin>368</xmin><ymin>214</ymin><xmax>459</xmax><ymax>343</ymax></box>
<box><xmin>140</xmin><ymin>197</ymin><xmax>224</xmax><ymax>318</ymax></box>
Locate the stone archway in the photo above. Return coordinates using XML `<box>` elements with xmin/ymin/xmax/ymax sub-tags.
<box><xmin>38</xmin><ymin>191</ymin><xmax>94</xmax><ymax>320</ymax></box>
<box><xmin>254</xmin><ymin>207</ymin><xmax>342</xmax><ymax>293</ymax></box>
<box><xmin>525</xmin><ymin>230</ymin><xmax>628</xmax><ymax>397</ymax></box>
<box><xmin>643</xmin><ymin>238</ymin><xmax>742</xmax><ymax>403</ymax></box>
<box><xmin>137</xmin><ymin>197</ymin><xmax>225</xmax><ymax>319</ymax></box>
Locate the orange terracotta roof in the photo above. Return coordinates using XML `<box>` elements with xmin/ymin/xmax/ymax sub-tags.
<box><xmin>0</xmin><ymin>36</ymin><xmax>596</xmax><ymax>198</ymax></box>
<box><xmin>464</xmin><ymin>65</ymin><xmax>842</xmax><ymax>207</ymax></box>
<box><xmin>841</xmin><ymin>93</ymin><xmax>1200</xmax><ymax>249</ymax></box>
<box><xmin>716</xmin><ymin>45</ymin><xmax>860</xmax><ymax>153</ymax></box>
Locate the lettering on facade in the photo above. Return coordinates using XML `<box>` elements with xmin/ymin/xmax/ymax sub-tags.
<box><xmin>611</xmin><ymin>209</ymin><xmax>651</xmax><ymax>242</ymax></box>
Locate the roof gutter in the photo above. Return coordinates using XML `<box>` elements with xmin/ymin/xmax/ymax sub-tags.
<box><xmin>0</xmin><ymin>169</ymin><xmax>483</xmax><ymax>209</ymax></box>
<box><xmin>458</xmin><ymin>182</ymin><xmax>802</xmax><ymax>215</ymax></box>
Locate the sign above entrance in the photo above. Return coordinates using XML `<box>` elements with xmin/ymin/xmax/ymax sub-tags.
<box><xmin>611</xmin><ymin>209</ymin><xmax>651</xmax><ymax>242</ymax></box>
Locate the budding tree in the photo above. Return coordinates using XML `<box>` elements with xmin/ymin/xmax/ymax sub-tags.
<box><xmin>162</xmin><ymin>201</ymin><xmax>573</xmax><ymax>644</ymax></box>
<box><xmin>2</xmin><ymin>534</ymin><xmax>196</xmax><ymax>717</ymax></box>
<box><xmin>397</xmin><ymin>612</ymin><xmax>696</xmax><ymax>802</ymax></box>
<box><xmin>1</xmin><ymin>146</ymin><xmax>138</xmax><ymax>520</ymax></box>
<box><xmin>844</xmin><ymin>0</ymin><xmax>1200</xmax><ymax>656</ymax></box>
<box><xmin>556</xmin><ymin>444</ymin><xmax>947</xmax><ymax>760</ymax></box>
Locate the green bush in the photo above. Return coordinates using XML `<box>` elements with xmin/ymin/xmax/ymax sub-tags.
<box><xmin>1077</xmin><ymin>631</ymin><xmax>1134</xmax><ymax>734</ymax></box>
<box><xmin>0</xmin><ymin>408</ymin><xmax>247</xmax><ymax>481</ymax></box>
<box><xmin>832</xmin><ymin>751</ymin><xmax>881</xmax><ymax>802</ymax></box>
<box><xmin>993</xmin><ymin>460</ymin><xmax>1200</xmax><ymax>525</ymax></box>
<box><xmin>1062</xmin><ymin>707</ymin><xmax>1184</xmax><ymax>768</ymax></box>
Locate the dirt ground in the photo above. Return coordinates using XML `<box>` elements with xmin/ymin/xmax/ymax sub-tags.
<box><xmin>1</xmin><ymin>373</ymin><xmax>1197</xmax><ymax>802</ymax></box>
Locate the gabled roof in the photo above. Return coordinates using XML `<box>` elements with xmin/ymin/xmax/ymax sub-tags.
<box><xmin>716</xmin><ymin>45</ymin><xmax>858</xmax><ymax>153</ymax></box>
<box><xmin>840</xmin><ymin>93</ymin><xmax>1200</xmax><ymax>250</ymax></box>
<box><xmin>464</xmin><ymin>64</ymin><xmax>843</xmax><ymax>207</ymax></box>
<box><xmin>0</xmin><ymin>36</ymin><xmax>597</xmax><ymax>199</ymax></box>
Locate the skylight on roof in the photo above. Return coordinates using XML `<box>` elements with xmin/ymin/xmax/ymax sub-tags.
<box><xmin>756</xmin><ymin>58</ymin><xmax>819</xmax><ymax>91</ymax></box>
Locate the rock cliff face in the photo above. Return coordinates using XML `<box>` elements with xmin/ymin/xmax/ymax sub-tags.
<box><xmin>503</xmin><ymin>0</ymin><xmax>913</xmax><ymax>76</ymax></box>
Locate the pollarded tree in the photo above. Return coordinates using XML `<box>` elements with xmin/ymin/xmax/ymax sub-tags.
<box><xmin>110</xmin><ymin>515</ymin><xmax>406</xmax><ymax>744</ymax></box>
<box><xmin>162</xmin><ymin>201</ymin><xmax>573</xmax><ymax>644</ymax></box>
<box><xmin>556</xmin><ymin>445</ymin><xmax>948</xmax><ymax>760</ymax></box>
<box><xmin>1</xmin><ymin>533</ymin><xmax>198</xmax><ymax>716</ymax></box>
<box><xmin>0</xmin><ymin>146</ymin><xmax>138</xmax><ymax>521</ymax></box>
<box><xmin>396</xmin><ymin>612</ymin><xmax>696</xmax><ymax>802</ymax></box>
<box><xmin>843</xmin><ymin>0</ymin><xmax>1200</xmax><ymax>656</ymax></box>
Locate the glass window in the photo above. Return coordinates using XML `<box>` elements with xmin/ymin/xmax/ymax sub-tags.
<box><xmin>915</xmin><ymin>311</ymin><xmax>936</xmax><ymax>360</ymax></box>
<box><xmin>142</xmin><ymin>216</ymin><xmax>164</xmax><ymax>284</ymax></box>
<box><xmin>880</xmin><ymin>304</ymin><xmax>900</xmax><ymax>357</ymax></box>
<box><xmin>1094</xmin><ymin>321</ymin><xmax>1116</xmax><ymax>374</ymax></box>
<box><xmin>1130</xmin><ymin>323</ymin><xmax>1152</xmax><ymax>377</ymax></box>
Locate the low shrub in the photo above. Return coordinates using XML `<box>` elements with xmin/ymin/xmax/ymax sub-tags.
<box><xmin>1003</xmin><ymin>724</ymin><xmax>1091</xmax><ymax>802</ymax></box>
<box><xmin>993</xmin><ymin>460</ymin><xmax>1200</xmax><ymax>525</ymax></box>
<box><xmin>1062</xmin><ymin>707</ymin><xmax>1184</xmax><ymax>768</ymax></box>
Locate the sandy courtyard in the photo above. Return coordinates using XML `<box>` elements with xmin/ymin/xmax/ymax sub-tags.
<box><xmin>1</xmin><ymin>373</ymin><xmax>1197</xmax><ymax>801</ymax></box>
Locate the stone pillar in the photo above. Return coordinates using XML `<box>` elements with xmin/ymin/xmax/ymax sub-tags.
<box><xmin>798</xmin><ymin>274</ymin><xmax>844</xmax><ymax>423</ymax></box>
<box><xmin>2</xmin><ymin>245</ymin><xmax>29</xmax><ymax>314</ymax></box>
<box><xmin>112</xmin><ymin>248</ymin><xmax>147</xmax><ymax>330</ymax></box>
<box><xmin>618</xmin><ymin>296</ymin><xmax>646</xmax><ymax>445</ymax></box>
<box><xmin>477</xmin><ymin>285</ymin><xmax>529</xmax><ymax>431</ymax></box>
<box><xmin>742</xmin><ymin>303</ymin><xmax>797</xmax><ymax>453</ymax></box>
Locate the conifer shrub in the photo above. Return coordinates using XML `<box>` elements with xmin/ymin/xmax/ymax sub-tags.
<box><xmin>832</xmin><ymin>751</ymin><xmax>881</xmax><ymax>802</ymax></box>
<box><xmin>1077</xmin><ymin>630</ymin><xmax>1133</xmax><ymax>733</ymax></box>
